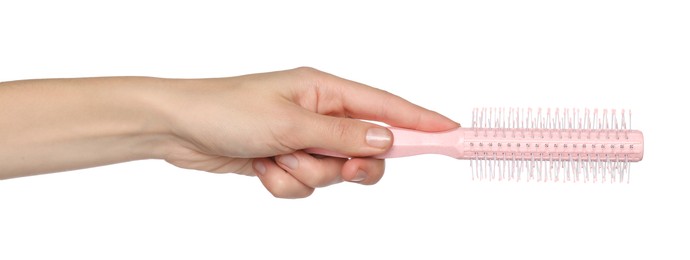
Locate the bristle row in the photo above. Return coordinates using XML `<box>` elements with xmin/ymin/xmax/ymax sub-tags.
<box><xmin>469</xmin><ymin>152</ymin><xmax>631</xmax><ymax>183</ymax></box>
<box><xmin>471</xmin><ymin>108</ymin><xmax>631</xmax><ymax>136</ymax></box>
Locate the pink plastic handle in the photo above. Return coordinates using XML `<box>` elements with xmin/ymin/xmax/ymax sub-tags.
<box><xmin>305</xmin><ymin>127</ymin><xmax>465</xmax><ymax>159</ymax></box>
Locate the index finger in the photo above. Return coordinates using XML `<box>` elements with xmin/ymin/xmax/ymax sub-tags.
<box><xmin>315</xmin><ymin>70</ymin><xmax>460</xmax><ymax>132</ymax></box>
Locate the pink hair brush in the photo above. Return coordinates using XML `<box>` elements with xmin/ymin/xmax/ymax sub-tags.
<box><xmin>308</xmin><ymin>108</ymin><xmax>644</xmax><ymax>183</ymax></box>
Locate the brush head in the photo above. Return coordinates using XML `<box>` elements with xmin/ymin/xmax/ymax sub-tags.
<box><xmin>468</xmin><ymin>108</ymin><xmax>643</xmax><ymax>183</ymax></box>
<box><xmin>462</xmin><ymin>129</ymin><xmax>643</xmax><ymax>162</ymax></box>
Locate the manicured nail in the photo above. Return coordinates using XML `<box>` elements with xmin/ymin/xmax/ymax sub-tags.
<box><xmin>351</xmin><ymin>169</ymin><xmax>367</xmax><ymax>182</ymax></box>
<box><xmin>277</xmin><ymin>154</ymin><xmax>298</xmax><ymax>170</ymax></box>
<box><xmin>253</xmin><ymin>160</ymin><xmax>266</xmax><ymax>175</ymax></box>
<box><xmin>366</xmin><ymin>128</ymin><xmax>392</xmax><ymax>149</ymax></box>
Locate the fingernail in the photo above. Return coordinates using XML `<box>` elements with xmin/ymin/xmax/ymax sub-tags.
<box><xmin>351</xmin><ymin>169</ymin><xmax>367</xmax><ymax>182</ymax></box>
<box><xmin>366</xmin><ymin>128</ymin><xmax>392</xmax><ymax>149</ymax></box>
<box><xmin>277</xmin><ymin>154</ymin><xmax>298</xmax><ymax>170</ymax></box>
<box><xmin>253</xmin><ymin>160</ymin><xmax>266</xmax><ymax>175</ymax></box>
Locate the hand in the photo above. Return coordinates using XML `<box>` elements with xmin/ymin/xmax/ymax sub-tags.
<box><xmin>161</xmin><ymin>67</ymin><xmax>459</xmax><ymax>198</ymax></box>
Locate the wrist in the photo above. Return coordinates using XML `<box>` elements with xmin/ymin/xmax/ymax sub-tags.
<box><xmin>135</xmin><ymin>77</ymin><xmax>237</xmax><ymax>159</ymax></box>
<box><xmin>105</xmin><ymin>77</ymin><xmax>182</xmax><ymax>161</ymax></box>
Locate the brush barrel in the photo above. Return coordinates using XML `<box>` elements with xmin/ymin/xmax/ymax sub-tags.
<box><xmin>459</xmin><ymin>128</ymin><xmax>643</xmax><ymax>162</ymax></box>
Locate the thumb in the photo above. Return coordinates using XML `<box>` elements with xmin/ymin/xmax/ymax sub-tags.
<box><xmin>299</xmin><ymin>114</ymin><xmax>393</xmax><ymax>157</ymax></box>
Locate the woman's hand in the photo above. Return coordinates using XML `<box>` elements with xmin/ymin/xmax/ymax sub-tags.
<box><xmin>160</xmin><ymin>67</ymin><xmax>459</xmax><ymax>198</ymax></box>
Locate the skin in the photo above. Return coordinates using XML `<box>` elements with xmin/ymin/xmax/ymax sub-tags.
<box><xmin>0</xmin><ymin>67</ymin><xmax>459</xmax><ymax>198</ymax></box>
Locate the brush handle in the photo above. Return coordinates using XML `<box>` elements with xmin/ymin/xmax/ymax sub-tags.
<box><xmin>306</xmin><ymin>127</ymin><xmax>464</xmax><ymax>159</ymax></box>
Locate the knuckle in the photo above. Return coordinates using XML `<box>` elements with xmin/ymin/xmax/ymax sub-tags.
<box><xmin>329</xmin><ymin>118</ymin><xmax>356</xmax><ymax>143</ymax></box>
<box><xmin>266</xmin><ymin>178</ymin><xmax>291</xmax><ymax>198</ymax></box>
<box><xmin>290</xmin><ymin>67</ymin><xmax>326</xmax><ymax>90</ymax></box>
<box><xmin>299</xmin><ymin>156</ymin><xmax>344</xmax><ymax>188</ymax></box>
<box><xmin>292</xmin><ymin>66</ymin><xmax>320</xmax><ymax>76</ymax></box>
<box><xmin>266</xmin><ymin>178</ymin><xmax>314</xmax><ymax>199</ymax></box>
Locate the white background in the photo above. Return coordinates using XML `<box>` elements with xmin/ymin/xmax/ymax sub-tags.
<box><xmin>1</xmin><ymin>1</ymin><xmax>688</xmax><ymax>259</ymax></box>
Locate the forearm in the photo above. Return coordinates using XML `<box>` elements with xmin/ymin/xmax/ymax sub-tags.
<box><xmin>0</xmin><ymin>77</ymin><xmax>176</xmax><ymax>179</ymax></box>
